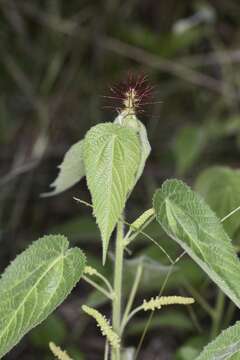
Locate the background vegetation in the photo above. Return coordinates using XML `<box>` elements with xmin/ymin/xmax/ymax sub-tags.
<box><xmin>0</xmin><ymin>0</ymin><xmax>240</xmax><ymax>359</ymax></box>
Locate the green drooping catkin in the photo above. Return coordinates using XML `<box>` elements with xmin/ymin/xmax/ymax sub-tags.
<box><xmin>49</xmin><ymin>342</ymin><xmax>73</xmax><ymax>360</ymax></box>
<box><xmin>82</xmin><ymin>305</ymin><xmax>120</xmax><ymax>349</ymax></box>
<box><xmin>131</xmin><ymin>208</ymin><xmax>155</xmax><ymax>230</ymax></box>
<box><xmin>143</xmin><ymin>296</ymin><xmax>195</xmax><ymax>311</ymax></box>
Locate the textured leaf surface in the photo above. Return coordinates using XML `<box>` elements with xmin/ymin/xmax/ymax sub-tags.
<box><xmin>135</xmin><ymin>120</ymin><xmax>151</xmax><ymax>183</ymax></box>
<box><xmin>84</xmin><ymin>123</ymin><xmax>141</xmax><ymax>263</ymax></box>
<box><xmin>0</xmin><ymin>235</ymin><xmax>86</xmax><ymax>357</ymax></box>
<box><xmin>195</xmin><ymin>166</ymin><xmax>240</xmax><ymax>237</ymax></box>
<box><xmin>196</xmin><ymin>321</ymin><xmax>240</xmax><ymax>359</ymax></box>
<box><xmin>153</xmin><ymin>179</ymin><xmax>240</xmax><ymax>308</ymax></box>
<box><xmin>115</xmin><ymin>115</ymin><xmax>151</xmax><ymax>185</ymax></box>
<box><xmin>42</xmin><ymin>140</ymin><xmax>85</xmax><ymax>196</ymax></box>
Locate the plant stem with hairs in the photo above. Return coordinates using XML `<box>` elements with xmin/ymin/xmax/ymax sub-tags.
<box><xmin>112</xmin><ymin>219</ymin><xmax>125</xmax><ymax>360</ymax></box>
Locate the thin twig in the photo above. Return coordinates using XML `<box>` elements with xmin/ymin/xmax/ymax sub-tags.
<box><xmin>82</xmin><ymin>275</ymin><xmax>113</xmax><ymax>300</ymax></box>
<box><xmin>134</xmin><ymin>251</ymin><xmax>186</xmax><ymax>359</ymax></box>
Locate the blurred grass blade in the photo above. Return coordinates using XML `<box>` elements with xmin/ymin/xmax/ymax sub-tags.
<box><xmin>153</xmin><ymin>179</ymin><xmax>240</xmax><ymax>308</ymax></box>
<box><xmin>0</xmin><ymin>235</ymin><xmax>86</xmax><ymax>357</ymax></box>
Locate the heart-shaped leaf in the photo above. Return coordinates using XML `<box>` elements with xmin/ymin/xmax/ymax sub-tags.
<box><xmin>153</xmin><ymin>179</ymin><xmax>240</xmax><ymax>308</ymax></box>
<box><xmin>84</xmin><ymin>123</ymin><xmax>141</xmax><ymax>263</ymax></box>
<box><xmin>0</xmin><ymin>235</ymin><xmax>86</xmax><ymax>357</ymax></box>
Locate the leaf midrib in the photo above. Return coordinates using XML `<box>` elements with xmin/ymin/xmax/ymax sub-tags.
<box><xmin>165</xmin><ymin>199</ymin><xmax>206</xmax><ymax>261</ymax></box>
<box><xmin>102</xmin><ymin>135</ymin><xmax>122</xmax><ymax>237</ymax></box>
<box><xmin>163</xmin><ymin>197</ymin><xmax>240</xmax><ymax>307</ymax></box>
<box><xmin>0</xmin><ymin>248</ymin><xmax>67</xmax><ymax>343</ymax></box>
<box><xmin>165</xmin><ymin>197</ymin><xmax>238</xmax><ymax>272</ymax></box>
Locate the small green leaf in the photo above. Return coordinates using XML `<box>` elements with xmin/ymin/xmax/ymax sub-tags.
<box><xmin>195</xmin><ymin>166</ymin><xmax>240</xmax><ymax>237</ymax></box>
<box><xmin>84</xmin><ymin>123</ymin><xmax>141</xmax><ymax>263</ymax></box>
<box><xmin>153</xmin><ymin>179</ymin><xmax>240</xmax><ymax>308</ymax></box>
<box><xmin>115</xmin><ymin>114</ymin><xmax>151</xmax><ymax>184</ymax></box>
<box><xmin>196</xmin><ymin>321</ymin><xmax>240</xmax><ymax>359</ymax></box>
<box><xmin>0</xmin><ymin>234</ymin><xmax>86</xmax><ymax>357</ymax></box>
<box><xmin>135</xmin><ymin>120</ymin><xmax>151</xmax><ymax>183</ymax></box>
<box><xmin>42</xmin><ymin>140</ymin><xmax>85</xmax><ymax>196</ymax></box>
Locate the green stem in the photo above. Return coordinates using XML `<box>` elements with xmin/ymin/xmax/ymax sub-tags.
<box><xmin>112</xmin><ymin>220</ymin><xmax>124</xmax><ymax>360</ymax></box>
<box><xmin>94</xmin><ymin>271</ymin><xmax>114</xmax><ymax>295</ymax></box>
<box><xmin>124</xmin><ymin>217</ymin><xmax>173</xmax><ymax>264</ymax></box>
<box><xmin>120</xmin><ymin>265</ymin><xmax>143</xmax><ymax>334</ymax></box>
<box><xmin>124</xmin><ymin>216</ymin><xmax>154</xmax><ymax>245</ymax></box>
<box><xmin>104</xmin><ymin>340</ymin><xmax>109</xmax><ymax>360</ymax></box>
<box><xmin>82</xmin><ymin>275</ymin><xmax>113</xmax><ymax>300</ymax></box>
<box><xmin>211</xmin><ymin>290</ymin><xmax>225</xmax><ymax>339</ymax></box>
<box><xmin>122</xmin><ymin>305</ymin><xmax>143</xmax><ymax>329</ymax></box>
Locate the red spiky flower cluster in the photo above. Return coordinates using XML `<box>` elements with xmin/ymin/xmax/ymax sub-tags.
<box><xmin>104</xmin><ymin>74</ymin><xmax>154</xmax><ymax>116</ymax></box>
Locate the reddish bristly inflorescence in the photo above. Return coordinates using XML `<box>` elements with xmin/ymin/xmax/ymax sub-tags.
<box><xmin>103</xmin><ymin>74</ymin><xmax>154</xmax><ymax>116</ymax></box>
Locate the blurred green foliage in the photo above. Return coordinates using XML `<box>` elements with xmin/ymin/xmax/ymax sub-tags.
<box><xmin>1</xmin><ymin>0</ymin><xmax>240</xmax><ymax>358</ymax></box>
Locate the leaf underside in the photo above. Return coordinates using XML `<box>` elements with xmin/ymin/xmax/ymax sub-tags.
<box><xmin>0</xmin><ymin>235</ymin><xmax>86</xmax><ymax>357</ymax></box>
<box><xmin>84</xmin><ymin>123</ymin><xmax>141</xmax><ymax>263</ymax></box>
<box><xmin>114</xmin><ymin>116</ymin><xmax>151</xmax><ymax>186</ymax></box>
<box><xmin>196</xmin><ymin>321</ymin><xmax>240</xmax><ymax>360</ymax></box>
<box><xmin>133</xmin><ymin>120</ymin><xmax>151</xmax><ymax>184</ymax></box>
<box><xmin>42</xmin><ymin>139</ymin><xmax>85</xmax><ymax>197</ymax></box>
<box><xmin>153</xmin><ymin>179</ymin><xmax>240</xmax><ymax>308</ymax></box>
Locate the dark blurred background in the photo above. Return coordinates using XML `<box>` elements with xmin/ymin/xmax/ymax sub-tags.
<box><xmin>1</xmin><ymin>0</ymin><xmax>240</xmax><ymax>359</ymax></box>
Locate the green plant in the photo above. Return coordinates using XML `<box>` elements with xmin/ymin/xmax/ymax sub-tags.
<box><xmin>1</xmin><ymin>76</ymin><xmax>240</xmax><ymax>360</ymax></box>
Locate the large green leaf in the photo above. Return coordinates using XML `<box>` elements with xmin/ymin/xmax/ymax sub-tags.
<box><xmin>42</xmin><ymin>139</ymin><xmax>85</xmax><ymax>196</ymax></box>
<box><xmin>84</xmin><ymin>123</ymin><xmax>141</xmax><ymax>263</ymax></box>
<box><xmin>153</xmin><ymin>179</ymin><xmax>240</xmax><ymax>308</ymax></box>
<box><xmin>196</xmin><ymin>321</ymin><xmax>240</xmax><ymax>359</ymax></box>
<box><xmin>195</xmin><ymin>166</ymin><xmax>240</xmax><ymax>237</ymax></box>
<box><xmin>0</xmin><ymin>235</ymin><xmax>86</xmax><ymax>357</ymax></box>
